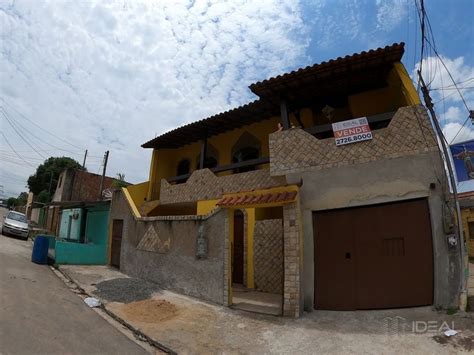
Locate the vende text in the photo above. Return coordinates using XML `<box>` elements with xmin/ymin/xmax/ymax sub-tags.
<box><xmin>334</xmin><ymin>125</ymin><xmax>370</xmax><ymax>138</ymax></box>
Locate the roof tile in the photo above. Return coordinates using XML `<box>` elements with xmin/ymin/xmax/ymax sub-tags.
<box><xmin>217</xmin><ymin>190</ymin><xmax>298</xmax><ymax>207</ymax></box>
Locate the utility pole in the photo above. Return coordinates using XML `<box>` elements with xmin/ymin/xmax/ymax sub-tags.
<box><xmin>99</xmin><ymin>150</ymin><xmax>109</xmax><ymax>200</ymax></box>
<box><xmin>82</xmin><ymin>149</ymin><xmax>88</xmax><ymax>169</ymax></box>
<box><xmin>418</xmin><ymin>70</ymin><xmax>467</xmax><ymax>304</ymax></box>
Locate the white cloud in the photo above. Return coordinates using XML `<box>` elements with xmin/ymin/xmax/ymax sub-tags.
<box><xmin>305</xmin><ymin>0</ymin><xmax>363</xmax><ymax>49</ymax></box>
<box><xmin>442</xmin><ymin>121</ymin><xmax>474</xmax><ymax>144</ymax></box>
<box><xmin>0</xmin><ymin>0</ymin><xmax>308</xmax><ymax>195</ymax></box>
<box><xmin>375</xmin><ymin>0</ymin><xmax>407</xmax><ymax>32</ymax></box>
<box><xmin>413</xmin><ymin>55</ymin><xmax>474</xmax><ymax>145</ymax></box>
<box><xmin>442</xmin><ymin>106</ymin><xmax>463</xmax><ymax>122</ymax></box>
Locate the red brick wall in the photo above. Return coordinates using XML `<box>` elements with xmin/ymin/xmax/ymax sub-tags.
<box><xmin>70</xmin><ymin>170</ymin><xmax>115</xmax><ymax>201</ymax></box>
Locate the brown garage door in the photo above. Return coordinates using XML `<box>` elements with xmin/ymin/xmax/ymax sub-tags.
<box><xmin>313</xmin><ymin>198</ymin><xmax>433</xmax><ymax>310</ymax></box>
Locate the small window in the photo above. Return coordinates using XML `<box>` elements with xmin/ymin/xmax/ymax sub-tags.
<box><xmin>176</xmin><ymin>159</ymin><xmax>190</xmax><ymax>176</ymax></box>
<box><xmin>468</xmin><ymin>222</ymin><xmax>474</xmax><ymax>240</ymax></box>
<box><xmin>232</xmin><ymin>147</ymin><xmax>259</xmax><ymax>173</ymax></box>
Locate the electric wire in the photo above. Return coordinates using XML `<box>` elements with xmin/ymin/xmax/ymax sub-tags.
<box><xmin>414</xmin><ymin>0</ymin><xmax>472</xmax><ymax>145</ymax></box>
<box><xmin>0</xmin><ymin>106</ymin><xmax>91</xmax><ymax>159</ymax></box>
<box><xmin>1</xmin><ymin>110</ymin><xmax>47</xmax><ymax>159</ymax></box>
<box><xmin>0</xmin><ymin>132</ymin><xmax>35</xmax><ymax>167</ymax></box>
<box><xmin>0</xmin><ymin>97</ymin><xmax>85</xmax><ymax>151</ymax></box>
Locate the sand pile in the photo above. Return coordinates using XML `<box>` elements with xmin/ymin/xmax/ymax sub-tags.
<box><xmin>121</xmin><ymin>299</ymin><xmax>178</xmax><ymax>323</ymax></box>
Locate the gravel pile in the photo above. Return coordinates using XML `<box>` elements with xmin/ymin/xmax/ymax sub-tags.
<box><xmin>93</xmin><ymin>277</ymin><xmax>161</xmax><ymax>303</ymax></box>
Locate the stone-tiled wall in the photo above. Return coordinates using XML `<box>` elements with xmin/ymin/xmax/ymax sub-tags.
<box><xmin>111</xmin><ymin>191</ymin><xmax>228</xmax><ymax>305</ymax></box>
<box><xmin>254</xmin><ymin>219</ymin><xmax>283</xmax><ymax>294</ymax></box>
<box><xmin>159</xmin><ymin>168</ymin><xmax>285</xmax><ymax>205</ymax></box>
<box><xmin>283</xmin><ymin>203</ymin><xmax>301</xmax><ymax>317</ymax></box>
<box><xmin>269</xmin><ymin>105</ymin><xmax>438</xmax><ymax>176</ymax></box>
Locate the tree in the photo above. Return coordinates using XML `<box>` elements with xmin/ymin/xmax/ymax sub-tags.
<box><xmin>7</xmin><ymin>197</ymin><xmax>17</xmax><ymax>208</ymax></box>
<box><xmin>36</xmin><ymin>190</ymin><xmax>51</xmax><ymax>204</ymax></box>
<box><xmin>5</xmin><ymin>192</ymin><xmax>27</xmax><ymax>208</ymax></box>
<box><xmin>16</xmin><ymin>192</ymin><xmax>28</xmax><ymax>206</ymax></box>
<box><xmin>111</xmin><ymin>173</ymin><xmax>129</xmax><ymax>189</ymax></box>
<box><xmin>27</xmin><ymin>157</ymin><xmax>85</xmax><ymax>200</ymax></box>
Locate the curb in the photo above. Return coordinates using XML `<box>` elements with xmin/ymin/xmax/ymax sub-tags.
<box><xmin>50</xmin><ymin>265</ymin><xmax>176</xmax><ymax>355</ymax></box>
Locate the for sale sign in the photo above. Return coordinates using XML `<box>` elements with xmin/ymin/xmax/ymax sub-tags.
<box><xmin>332</xmin><ymin>117</ymin><xmax>373</xmax><ymax>146</ymax></box>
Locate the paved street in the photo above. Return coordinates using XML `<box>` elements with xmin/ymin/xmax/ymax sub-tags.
<box><xmin>0</xmin><ymin>208</ymin><xmax>149</xmax><ymax>355</ymax></box>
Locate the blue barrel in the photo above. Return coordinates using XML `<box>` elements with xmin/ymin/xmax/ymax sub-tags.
<box><xmin>32</xmin><ymin>235</ymin><xmax>49</xmax><ymax>264</ymax></box>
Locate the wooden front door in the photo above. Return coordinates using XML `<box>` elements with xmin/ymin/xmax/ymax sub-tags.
<box><xmin>313</xmin><ymin>199</ymin><xmax>434</xmax><ymax>310</ymax></box>
<box><xmin>111</xmin><ymin>219</ymin><xmax>123</xmax><ymax>268</ymax></box>
<box><xmin>232</xmin><ymin>211</ymin><xmax>244</xmax><ymax>284</ymax></box>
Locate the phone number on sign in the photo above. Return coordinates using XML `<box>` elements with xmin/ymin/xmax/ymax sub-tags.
<box><xmin>335</xmin><ymin>132</ymin><xmax>373</xmax><ymax>146</ymax></box>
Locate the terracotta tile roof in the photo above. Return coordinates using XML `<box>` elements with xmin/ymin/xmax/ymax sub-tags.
<box><xmin>217</xmin><ymin>190</ymin><xmax>297</xmax><ymax>207</ymax></box>
<box><xmin>142</xmin><ymin>43</ymin><xmax>405</xmax><ymax>150</ymax></box>
<box><xmin>249</xmin><ymin>42</ymin><xmax>405</xmax><ymax>97</ymax></box>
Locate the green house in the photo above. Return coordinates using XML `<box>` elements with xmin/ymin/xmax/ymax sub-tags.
<box><xmin>55</xmin><ymin>201</ymin><xmax>110</xmax><ymax>265</ymax></box>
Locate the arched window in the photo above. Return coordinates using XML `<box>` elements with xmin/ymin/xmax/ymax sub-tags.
<box><xmin>231</xmin><ymin>132</ymin><xmax>260</xmax><ymax>173</ymax></box>
<box><xmin>176</xmin><ymin>159</ymin><xmax>190</xmax><ymax>176</ymax></box>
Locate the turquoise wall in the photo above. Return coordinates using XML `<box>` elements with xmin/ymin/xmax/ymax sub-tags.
<box><xmin>85</xmin><ymin>207</ymin><xmax>109</xmax><ymax>246</ymax></box>
<box><xmin>55</xmin><ymin>205</ymin><xmax>110</xmax><ymax>265</ymax></box>
<box><xmin>55</xmin><ymin>241</ymin><xmax>107</xmax><ymax>265</ymax></box>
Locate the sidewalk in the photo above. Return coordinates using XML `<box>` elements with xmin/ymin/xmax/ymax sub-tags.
<box><xmin>58</xmin><ymin>265</ymin><xmax>474</xmax><ymax>354</ymax></box>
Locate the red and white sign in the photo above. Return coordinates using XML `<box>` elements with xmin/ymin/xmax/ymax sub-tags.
<box><xmin>332</xmin><ymin>117</ymin><xmax>373</xmax><ymax>146</ymax></box>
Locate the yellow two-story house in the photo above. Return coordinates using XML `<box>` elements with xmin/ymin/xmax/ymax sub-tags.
<box><xmin>109</xmin><ymin>43</ymin><xmax>463</xmax><ymax>317</ymax></box>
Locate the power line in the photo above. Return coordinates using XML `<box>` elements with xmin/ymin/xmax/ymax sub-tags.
<box><xmin>449</xmin><ymin>114</ymin><xmax>473</xmax><ymax>144</ymax></box>
<box><xmin>1</xmin><ymin>110</ymin><xmax>47</xmax><ymax>159</ymax></box>
<box><xmin>0</xmin><ymin>106</ymin><xmax>85</xmax><ymax>158</ymax></box>
<box><xmin>414</xmin><ymin>0</ymin><xmax>472</xmax><ymax>145</ymax></box>
<box><xmin>430</xmin><ymin>77</ymin><xmax>474</xmax><ymax>90</ymax></box>
<box><xmin>0</xmin><ymin>97</ymin><xmax>85</xmax><ymax>151</ymax></box>
<box><xmin>0</xmin><ymin>132</ymin><xmax>35</xmax><ymax>167</ymax></box>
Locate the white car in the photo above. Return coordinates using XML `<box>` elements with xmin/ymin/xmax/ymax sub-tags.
<box><xmin>2</xmin><ymin>211</ymin><xmax>29</xmax><ymax>240</ymax></box>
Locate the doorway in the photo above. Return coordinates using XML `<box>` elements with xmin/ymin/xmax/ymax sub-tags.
<box><xmin>232</xmin><ymin>210</ymin><xmax>244</xmax><ymax>284</ymax></box>
<box><xmin>231</xmin><ymin>208</ymin><xmax>284</xmax><ymax>316</ymax></box>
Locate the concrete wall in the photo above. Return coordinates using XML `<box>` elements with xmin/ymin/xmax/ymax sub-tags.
<box><xmin>30</xmin><ymin>208</ymin><xmax>41</xmax><ymax>224</ymax></box>
<box><xmin>110</xmin><ymin>191</ymin><xmax>227</xmax><ymax>305</ymax></box>
<box><xmin>53</xmin><ymin>169</ymin><xmax>75</xmax><ymax>202</ymax></box>
<box><xmin>285</xmin><ymin>151</ymin><xmax>462</xmax><ymax>311</ymax></box>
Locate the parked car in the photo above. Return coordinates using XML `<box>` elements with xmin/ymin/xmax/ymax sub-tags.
<box><xmin>2</xmin><ymin>211</ymin><xmax>29</xmax><ymax>240</ymax></box>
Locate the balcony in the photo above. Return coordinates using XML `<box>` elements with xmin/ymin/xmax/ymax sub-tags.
<box><xmin>159</xmin><ymin>168</ymin><xmax>285</xmax><ymax>205</ymax></box>
<box><xmin>269</xmin><ymin>105</ymin><xmax>439</xmax><ymax>176</ymax></box>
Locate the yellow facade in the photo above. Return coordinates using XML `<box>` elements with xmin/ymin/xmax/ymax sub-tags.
<box><xmin>461</xmin><ymin>207</ymin><xmax>474</xmax><ymax>258</ymax></box>
<box><xmin>126</xmin><ymin>181</ymin><xmax>149</xmax><ymax>208</ymax></box>
<box><xmin>145</xmin><ymin>62</ymin><xmax>418</xmax><ymax>203</ymax></box>
<box><xmin>196</xmin><ymin>199</ymin><xmax>221</xmax><ymax>215</ymax></box>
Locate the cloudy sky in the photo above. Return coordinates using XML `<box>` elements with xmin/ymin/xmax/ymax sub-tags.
<box><xmin>0</xmin><ymin>0</ymin><xmax>473</xmax><ymax>198</ymax></box>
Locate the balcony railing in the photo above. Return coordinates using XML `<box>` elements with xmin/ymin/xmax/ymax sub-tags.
<box><xmin>304</xmin><ymin>111</ymin><xmax>395</xmax><ymax>139</ymax></box>
<box><xmin>167</xmin><ymin>157</ymin><xmax>270</xmax><ymax>183</ymax></box>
